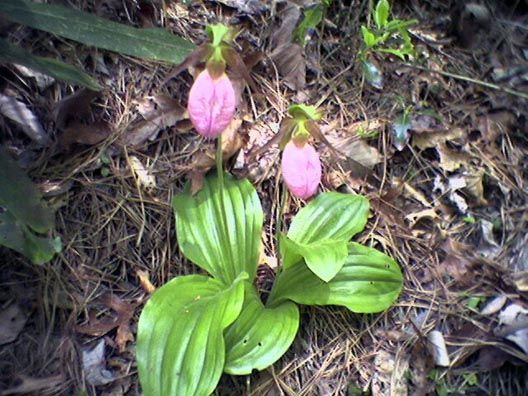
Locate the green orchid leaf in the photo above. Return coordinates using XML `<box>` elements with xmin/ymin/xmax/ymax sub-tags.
<box><xmin>281</xmin><ymin>192</ymin><xmax>369</xmax><ymax>270</ymax></box>
<box><xmin>270</xmin><ymin>242</ymin><xmax>403</xmax><ymax>313</ymax></box>
<box><xmin>137</xmin><ymin>273</ymin><xmax>247</xmax><ymax>396</ymax></box>
<box><xmin>374</xmin><ymin>0</ymin><xmax>390</xmax><ymax>30</ymax></box>
<box><xmin>280</xmin><ymin>235</ymin><xmax>348</xmax><ymax>282</ymax></box>
<box><xmin>173</xmin><ymin>173</ymin><xmax>263</xmax><ymax>284</ymax></box>
<box><xmin>361</xmin><ymin>26</ymin><xmax>378</xmax><ymax>48</ymax></box>
<box><xmin>224</xmin><ymin>283</ymin><xmax>299</xmax><ymax>375</ymax></box>
<box><xmin>0</xmin><ymin>0</ymin><xmax>194</xmax><ymax>64</ymax></box>
<box><xmin>0</xmin><ymin>211</ymin><xmax>61</xmax><ymax>264</ymax></box>
<box><xmin>0</xmin><ymin>147</ymin><xmax>53</xmax><ymax>233</ymax></box>
<box><xmin>0</xmin><ymin>38</ymin><xmax>101</xmax><ymax>90</ymax></box>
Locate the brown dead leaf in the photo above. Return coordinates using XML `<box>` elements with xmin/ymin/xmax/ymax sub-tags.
<box><xmin>413</xmin><ymin>127</ymin><xmax>466</xmax><ymax>150</ymax></box>
<box><xmin>476</xmin><ymin>111</ymin><xmax>516</xmax><ymax>143</ymax></box>
<box><xmin>437</xmin><ymin>142</ymin><xmax>470</xmax><ymax>172</ymax></box>
<box><xmin>437</xmin><ymin>253</ymin><xmax>474</xmax><ymax>284</ymax></box>
<box><xmin>335</xmin><ymin>139</ymin><xmax>382</xmax><ymax>169</ymax></box>
<box><xmin>190</xmin><ymin>118</ymin><xmax>244</xmax><ymax>194</ymax></box>
<box><xmin>270</xmin><ymin>43</ymin><xmax>306</xmax><ymax>91</ymax></box>
<box><xmin>125</xmin><ymin>95</ymin><xmax>185</xmax><ymax>147</ymax></box>
<box><xmin>53</xmin><ymin>89</ymin><xmax>99</xmax><ymax>129</ymax></box>
<box><xmin>137</xmin><ymin>270</ymin><xmax>156</xmax><ymax>294</ymax></box>
<box><xmin>0</xmin><ymin>303</ymin><xmax>29</xmax><ymax>346</ymax></box>
<box><xmin>76</xmin><ymin>294</ymin><xmax>138</xmax><ymax>353</ymax></box>
<box><xmin>59</xmin><ymin>121</ymin><xmax>112</xmax><ymax>150</ymax></box>
<box><xmin>270</xmin><ymin>2</ymin><xmax>301</xmax><ymax>48</ymax></box>
<box><xmin>410</xmin><ymin>113</ymin><xmax>447</xmax><ymax>134</ymax></box>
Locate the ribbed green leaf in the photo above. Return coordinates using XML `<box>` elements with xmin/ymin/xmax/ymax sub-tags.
<box><xmin>137</xmin><ymin>273</ymin><xmax>246</xmax><ymax>396</ymax></box>
<box><xmin>0</xmin><ymin>38</ymin><xmax>101</xmax><ymax>90</ymax></box>
<box><xmin>224</xmin><ymin>284</ymin><xmax>299</xmax><ymax>375</ymax></box>
<box><xmin>0</xmin><ymin>147</ymin><xmax>53</xmax><ymax>233</ymax></box>
<box><xmin>281</xmin><ymin>192</ymin><xmax>369</xmax><ymax>281</ymax></box>
<box><xmin>270</xmin><ymin>243</ymin><xmax>403</xmax><ymax>313</ymax></box>
<box><xmin>173</xmin><ymin>174</ymin><xmax>263</xmax><ymax>285</ymax></box>
<box><xmin>0</xmin><ymin>0</ymin><xmax>194</xmax><ymax>64</ymax></box>
<box><xmin>280</xmin><ymin>235</ymin><xmax>348</xmax><ymax>282</ymax></box>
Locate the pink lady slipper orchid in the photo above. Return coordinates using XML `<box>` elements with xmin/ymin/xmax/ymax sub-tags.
<box><xmin>188</xmin><ymin>69</ymin><xmax>236</xmax><ymax>139</ymax></box>
<box><xmin>281</xmin><ymin>140</ymin><xmax>322</xmax><ymax>199</ymax></box>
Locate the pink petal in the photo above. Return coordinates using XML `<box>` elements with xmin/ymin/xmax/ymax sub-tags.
<box><xmin>281</xmin><ymin>141</ymin><xmax>322</xmax><ymax>199</ymax></box>
<box><xmin>187</xmin><ymin>70</ymin><xmax>236</xmax><ymax>138</ymax></box>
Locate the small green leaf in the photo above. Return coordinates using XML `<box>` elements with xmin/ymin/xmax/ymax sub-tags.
<box><xmin>374</xmin><ymin>0</ymin><xmax>390</xmax><ymax>29</ymax></box>
<box><xmin>287</xmin><ymin>104</ymin><xmax>322</xmax><ymax>121</ymax></box>
<box><xmin>0</xmin><ymin>147</ymin><xmax>53</xmax><ymax>233</ymax></box>
<box><xmin>0</xmin><ymin>38</ymin><xmax>101</xmax><ymax>90</ymax></box>
<box><xmin>391</xmin><ymin>109</ymin><xmax>412</xmax><ymax>151</ymax></box>
<box><xmin>281</xmin><ymin>192</ymin><xmax>369</xmax><ymax>269</ymax></box>
<box><xmin>0</xmin><ymin>0</ymin><xmax>194</xmax><ymax>64</ymax></box>
<box><xmin>361</xmin><ymin>26</ymin><xmax>378</xmax><ymax>48</ymax></box>
<box><xmin>377</xmin><ymin>47</ymin><xmax>407</xmax><ymax>60</ymax></box>
<box><xmin>280</xmin><ymin>235</ymin><xmax>348</xmax><ymax>282</ymax></box>
<box><xmin>224</xmin><ymin>284</ymin><xmax>299</xmax><ymax>374</ymax></box>
<box><xmin>137</xmin><ymin>273</ymin><xmax>246</xmax><ymax>396</ymax></box>
<box><xmin>293</xmin><ymin>5</ymin><xmax>324</xmax><ymax>47</ymax></box>
<box><xmin>270</xmin><ymin>243</ymin><xmax>403</xmax><ymax>313</ymax></box>
<box><xmin>173</xmin><ymin>174</ymin><xmax>263</xmax><ymax>285</ymax></box>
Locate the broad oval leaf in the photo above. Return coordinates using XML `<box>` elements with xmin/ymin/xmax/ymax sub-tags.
<box><xmin>0</xmin><ymin>0</ymin><xmax>194</xmax><ymax>64</ymax></box>
<box><xmin>173</xmin><ymin>173</ymin><xmax>263</xmax><ymax>285</ymax></box>
<box><xmin>270</xmin><ymin>242</ymin><xmax>403</xmax><ymax>313</ymax></box>
<box><xmin>137</xmin><ymin>273</ymin><xmax>246</xmax><ymax>396</ymax></box>
<box><xmin>374</xmin><ymin>0</ymin><xmax>390</xmax><ymax>29</ymax></box>
<box><xmin>0</xmin><ymin>38</ymin><xmax>101</xmax><ymax>90</ymax></box>
<box><xmin>224</xmin><ymin>284</ymin><xmax>299</xmax><ymax>375</ymax></box>
<box><xmin>280</xmin><ymin>235</ymin><xmax>348</xmax><ymax>282</ymax></box>
<box><xmin>281</xmin><ymin>192</ymin><xmax>369</xmax><ymax>278</ymax></box>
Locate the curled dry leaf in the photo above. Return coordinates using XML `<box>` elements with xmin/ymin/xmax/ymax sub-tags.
<box><xmin>129</xmin><ymin>156</ymin><xmax>156</xmax><ymax>190</ymax></box>
<box><xmin>270</xmin><ymin>43</ymin><xmax>306</xmax><ymax>91</ymax></box>
<box><xmin>0</xmin><ymin>94</ymin><xmax>50</xmax><ymax>146</ymax></box>
<box><xmin>126</xmin><ymin>95</ymin><xmax>185</xmax><ymax>147</ymax></box>
<box><xmin>480</xmin><ymin>295</ymin><xmax>508</xmax><ymax>316</ymax></box>
<box><xmin>137</xmin><ymin>270</ymin><xmax>156</xmax><ymax>294</ymax></box>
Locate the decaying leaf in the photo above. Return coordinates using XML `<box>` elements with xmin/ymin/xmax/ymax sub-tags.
<box><xmin>0</xmin><ymin>303</ymin><xmax>29</xmax><ymax>345</ymax></box>
<box><xmin>0</xmin><ymin>94</ymin><xmax>50</xmax><ymax>146</ymax></box>
<box><xmin>333</xmin><ymin>138</ymin><xmax>382</xmax><ymax>169</ymax></box>
<box><xmin>129</xmin><ymin>156</ymin><xmax>156</xmax><ymax>190</ymax></box>
<box><xmin>53</xmin><ymin>89</ymin><xmax>99</xmax><ymax>129</ymax></box>
<box><xmin>437</xmin><ymin>142</ymin><xmax>469</xmax><ymax>172</ymax></box>
<box><xmin>476</xmin><ymin>111</ymin><xmax>516</xmax><ymax>143</ymax></box>
<box><xmin>82</xmin><ymin>339</ymin><xmax>115</xmax><ymax>386</ymax></box>
<box><xmin>59</xmin><ymin>121</ymin><xmax>112</xmax><ymax>150</ymax></box>
<box><xmin>268</xmin><ymin>2</ymin><xmax>306</xmax><ymax>91</ymax></box>
<box><xmin>413</xmin><ymin>127</ymin><xmax>466</xmax><ymax>150</ymax></box>
<box><xmin>76</xmin><ymin>294</ymin><xmax>138</xmax><ymax>352</ymax></box>
<box><xmin>479</xmin><ymin>219</ymin><xmax>501</xmax><ymax>258</ymax></box>
<box><xmin>126</xmin><ymin>95</ymin><xmax>185</xmax><ymax>146</ymax></box>
<box><xmin>189</xmin><ymin>118</ymin><xmax>244</xmax><ymax>194</ymax></box>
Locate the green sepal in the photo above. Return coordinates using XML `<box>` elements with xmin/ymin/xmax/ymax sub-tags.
<box><xmin>288</xmin><ymin>104</ymin><xmax>322</xmax><ymax>121</ymax></box>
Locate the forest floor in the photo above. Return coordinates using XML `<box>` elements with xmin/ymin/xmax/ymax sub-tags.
<box><xmin>1</xmin><ymin>0</ymin><xmax>528</xmax><ymax>395</ymax></box>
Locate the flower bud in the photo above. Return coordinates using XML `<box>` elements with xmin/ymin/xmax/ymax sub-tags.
<box><xmin>188</xmin><ymin>69</ymin><xmax>236</xmax><ymax>138</ymax></box>
<box><xmin>281</xmin><ymin>140</ymin><xmax>321</xmax><ymax>199</ymax></box>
